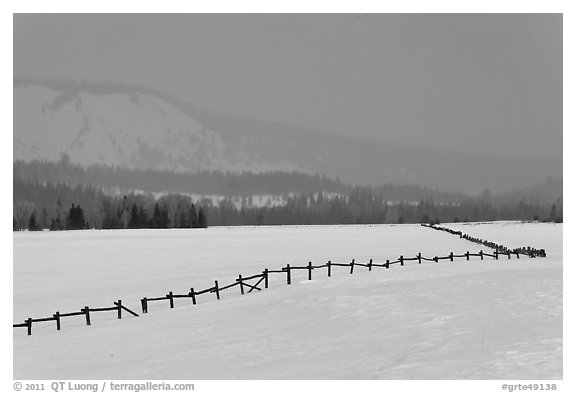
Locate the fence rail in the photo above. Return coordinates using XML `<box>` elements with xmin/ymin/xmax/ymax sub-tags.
<box><xmin>13</xmin><ymin>299</ymin><xmax>139</xmax><ymax>336</ymax></box>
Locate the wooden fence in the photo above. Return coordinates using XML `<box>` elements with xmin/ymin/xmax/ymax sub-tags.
<box><xmin>138</xmin><ymin>247</ymin><xmax>542</xmax><ymax>314</ymax></box>
<box><xmin>421</xmin><ymin>223</ymin><xmax>547</xmax><ymax>258</ymax></box>
<box><xmin>15</xmin><ymin>224</ymin><xmax>547</xmax><ymax>335</ymax></box>
<box><xmin>13</xmin><ymin>300</ymin><xmax>139</xmax><ymax>336</ymax></box>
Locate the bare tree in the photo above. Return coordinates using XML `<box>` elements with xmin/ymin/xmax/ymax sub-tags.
<box><xmin>14</xmin><ymin>201</ymin><xmax>36</xmax><ymax>230</ymax></box>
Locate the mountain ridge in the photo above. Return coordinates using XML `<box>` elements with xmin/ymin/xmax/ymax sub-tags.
<box><xmin>13</xmin><ymin>78</ymin><xmax>562</xmax><ymax>194</ymax></box>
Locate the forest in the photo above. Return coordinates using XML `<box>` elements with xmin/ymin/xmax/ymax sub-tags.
<box><xmin>13</xmin><ymin>158</ymin><xmax>470</xmax><ymax>202</ymax></box>
<box><xmin>13</xmin><ymin>177</ymin><xmax>562</xmax><ymax>231</ymax></box>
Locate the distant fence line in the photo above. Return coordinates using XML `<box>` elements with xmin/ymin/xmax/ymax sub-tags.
<box><xmin>15</xmin><ymin>225</ymin><xmax>547</xmax><ymax>336</ymax></box>
<box><xmin>421</xmin><ymin>223</ymin><xmax>547</xmax><ymax>258</ymax></box>
<box><xmin>13</xmin><ymin>300</ymin><xmax>138</xmax><ymax>336</ymax></box>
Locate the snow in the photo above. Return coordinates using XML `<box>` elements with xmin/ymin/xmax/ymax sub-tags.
<box><xmin>13</xmin><ymin>222</ymin><xmax>562</xmax><ymax>379</ymax></box>
<box><xmin>13</xmin><ymin>85</ymin><xmax>303</xmax><ymax>174</ymax></box>
<box><xmin>13</xmin><ymin>86</ymin><xmax>221</xmax><ymax>169</ymax></box>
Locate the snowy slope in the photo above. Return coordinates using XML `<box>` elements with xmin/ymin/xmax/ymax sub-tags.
<box><xmin>14</xmin><ymin>84</ymin><xmax>304</xmax><ymax>174</ymax></box>
<box><xmin>13</xmin><ymin>222</ymin><xmax>562</xmax><ymax>379</ymax></box>
<box><xmin>14</xmin><ymin>85</ymin><xmax>229</xmax><ymax>171</ymax></box>
<box><xmin>14</xmin><ymin>80</ymin><xmax>562</xmax><ymax>193</ymax></box>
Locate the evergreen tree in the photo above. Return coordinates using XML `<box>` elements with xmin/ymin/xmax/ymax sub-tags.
<box><xmin>28</xmin><ymin>211</ymin><xmax>41</xmax><ymax>231</ymax></box>
<box><xmin>160</xmin><ymin>204</ymin><xmax>170</xmax><ymax>228</ymax></box>
<box><xmin>75</xmin><ymin>205</ymin><xmax>85</xmax><ymax>229</ymax></box>
<box><xmin>138</xmin><ymin>206</ymin><xmax>148</xmax><ymax>228</ymax></box>
<box><xmin>128</xmin><ymin>203</ymin><xmax>141</xmax><ymax>229</ymax></box>
<box><xmin>50</xmin><ymin>216</ymin><xmax>63</xmax><ymax>231</ymax></box>
<box><xmin>66</xmin><ymin>203</ymin><xmax>77</xmax><ymax>229</ymax></box>
<box><xmin>150</xmin><ymin>203</ymin><xmax>163</xmax><ymax>228</ymax></box>
<box><xmin>176</xmin><ymin>208</ymin><xmax>187</xmax><ymax>228</ymax></box>
<box><xmin>29</xmin><ymin>212</ymin><xmax>41</xmax><ymax>231</ymax></box>
<box><xmin>197</xmin><ymin>207</ymin><xmax>208</xmax><ymax>228</ymax></box>
<box><xmin>66</xmin><ymin>204</ymin><xmax>86</xmax><ymax>230</ymax></box>
<box><xmin>55</xmin><ymin>198</ymin><xmax>64</xmax><ymax>226</ymax></box>
<box><xmin>188</xmin><ymin>203</ymin><xmax>198</xmax><ymax>228</ymax></box>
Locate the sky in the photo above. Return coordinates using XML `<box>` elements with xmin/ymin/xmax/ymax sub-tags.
<box><xmin>13</xmin><ymin>13</ymin><xmax>562</xmax><ymax>160</ymax></box>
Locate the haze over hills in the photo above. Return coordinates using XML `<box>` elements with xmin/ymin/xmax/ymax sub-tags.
<box><xmin>14</xmin><ymin>78</ymin><xmax>562</xmax><ymax>195</ymax></box>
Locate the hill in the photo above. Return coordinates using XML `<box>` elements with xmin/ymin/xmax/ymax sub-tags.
<box><xmin>14</xmin><ymin>78</ymin><xmax>562</xmax><ymax>194</ymax></box>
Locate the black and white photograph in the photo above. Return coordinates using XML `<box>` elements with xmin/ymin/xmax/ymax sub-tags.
<box><xmin>9</xmin><ymin>5</ymin><xmax>568</xmax><ymax>389</ymax></box>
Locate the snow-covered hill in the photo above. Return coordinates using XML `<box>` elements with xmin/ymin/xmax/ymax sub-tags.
<box><xmin>13</xmin><ymin>79</ymin><xmax>563</xmax><ymax>194</ymax></box>
<box><xmin>13</xmin><ymin>222</ymin><xmax>562</xmax><ymax>379</ymax></box>
<box><xmin>14</xmin><ymin>84</ymin><xmax>297</xmax><ymax>174</ymax></box>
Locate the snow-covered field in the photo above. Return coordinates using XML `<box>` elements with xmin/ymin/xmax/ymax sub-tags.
<box><xmin>13</xmin><ymin>222</ymin><xmax>562</xmax><ymax>379</ymax></box>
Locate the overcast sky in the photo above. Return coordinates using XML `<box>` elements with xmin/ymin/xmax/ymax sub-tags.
<box><xmin>14</xmin><ymin>13</ymin><xmax>562</xmax><ymax>160</ymax></box>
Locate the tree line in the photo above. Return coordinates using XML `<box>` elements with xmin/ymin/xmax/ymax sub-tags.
<box><xmin>14</xmin><ymin>158</ymin><xmax>480</xmax><ymax>202</ymax></box>
<box><xmin>15</xmin><ymin>199</ymin><xmax>208</xmax><ymax>231</ymax></box>
<box><xmin>13</xmin><ymin>179</ymin><xmax>562</xmax><ymax>231</ymax></box>
<box><xmin>205</xmin><ymin>188</ymin><xmax>562</xmax><ymax>226</ymax></box>
<box><xmin>13</xmin><ymin>157</ymin><xmax>349</xmax><ymax>197</ymax></box>
<box><xmin>13</xmin><ymin>180</ymin><xmax>208</xmax><ymax>231</ymax></box>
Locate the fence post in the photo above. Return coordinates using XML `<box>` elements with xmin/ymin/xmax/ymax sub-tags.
<box><xmin>418</xmin><ymin>253</ymin><xmax>421</xmax><ymax>264</ymax></box>
<box><xmin>385</xmin><ymin>259</ymin><xmax>389</xmax><ymax>269</ymax></box>
<box><xmin>263</xmin><ymin>269</ymin><xmax>269</xmax><ymax>289</ymax></box>
<box><xmin>507</xmin><ymin>251</ymin><xmax>511</xmax><ymax>259</ymax></box>
<box><xmin>83</xmin><ymin>306</ymin><xmax>91</xmax><ymax>326</ymax></box>
<box><xmin>494</xmin><ymin>251</ymin><xmax>498</xmax><ymax>260</ymax></box>
<box><xmin>368</xmin><ymin>258</ymin><xmax>373</xmax><ymax>271</ymax></box>
<box><xmin>480</xmin><ymin>250</ymin><xmax>484</xmax><ymax>260</ymax></box>
<box><xmin>327</xmin><ymin>261</ymin><xmax>332</xmax><ymax>277</ymax></box>
<box><xmin>308</xmin><ymin>261</ymin><xmax>313</xmax><ymax>280</ymax></box>
<box><xmin>54</xmin><ymin>312</ymin><xmax>61</xmax><ymax>331</ymax></box>
<box><xmin>515</xmin><ymin>251</ymin><xmax>520</xmax><ymax>259</ymax></box>
<box><xmin>168</xmin><ymin>291</ymin><xmax>174</xmax><ymax>308</ymax></box>
<box><xmin>400</xmin><ymin>255</ymin><xmax>404</xmax><ymax>266</ymax></box>
<box><xmin>214</xmin><ymin>280</ymin><xmax>220</xmax><ymax>300</ymax></box>
<box><xmin>450</xmin><ymin>252</ymin><xmax>454</xmax><ymax>262</ymax></box>
<box><xmin>350</xmin><ymin>259</ymin><xmax>355</xmax><ymax>274</ymax></box>
<box><xmin>117</xmin><ymin>300</ymin><xmax>122</xmax><ymax>319</ymax></box>
<box><xmin>286</xmin><ymin>264</ymin><xmax>291</xmax><ymax>285</ymax></box>
<box><xmin>26</xmin><ymin>318</ymin><xmax>32</xmax><ymax>336</ymax></box>
<box><xmin>189</xmin><ymin>288</ymin><xmax>197</xmax><ymax>305</ymax></box>
<box><xmin>466</xmin><ymin>251</ymin><xmax>470</xmax><ymax>261</ymax></box>
<box><xmin>239</xmin><ymin>275</ymin><xmax>245</xmax><ymax>295</ymax></box>
<box><xmin>141</xmin><ymin>297</ymin><xmax>148</xmax><ymax>314</ymax></box>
